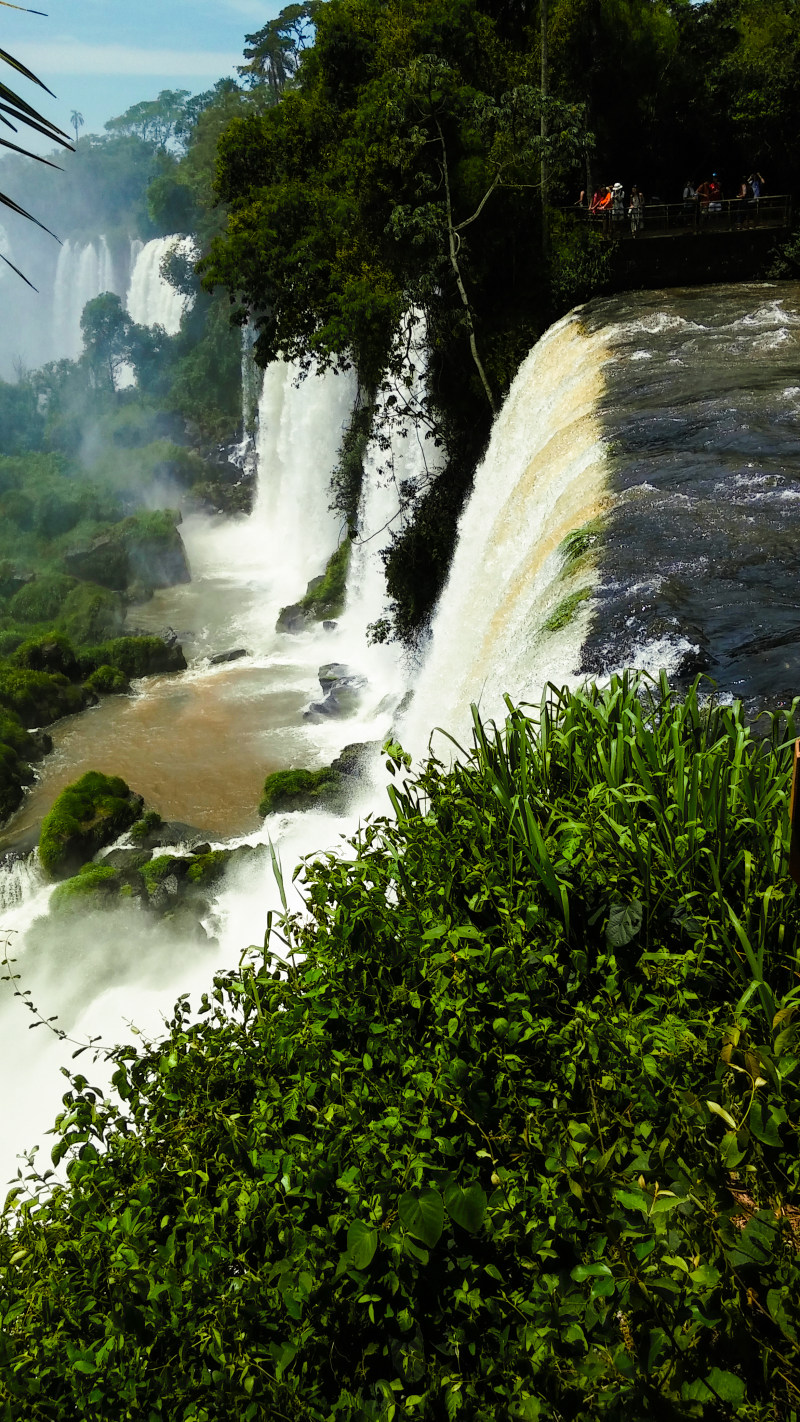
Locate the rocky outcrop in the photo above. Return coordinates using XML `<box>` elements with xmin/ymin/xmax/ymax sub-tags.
<box><xmin>259</xmin><ymin>740</ymin><xmax>379</xmax><ymax>817</ymax></box>
<box><xmin>276</xmin><ymin>543</ymin><xmax>351</xmax><ymax>634</ymax></box>
<box><xmin>38</xmin><ymin>771</ymin><xmax>143</xmax><ymax>880</ymax></box>
<box><xmin>61</xmin><ymin>511</ymin><xmax>190</xmax><ymax>594</ymax></box>
<box><xmin>304</xmin><ymin>663</ymin><xmax>366</xmax><ymax>722</ymax></box>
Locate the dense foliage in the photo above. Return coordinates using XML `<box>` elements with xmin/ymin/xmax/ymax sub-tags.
<box><xmin>1</xmin><ymin>675</ymin><xmax>799</xmax><ymax>1418</ymax></box>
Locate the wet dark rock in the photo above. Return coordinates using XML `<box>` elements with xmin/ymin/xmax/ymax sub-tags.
<box><xmin>209</xmin><ymin>648</ymin><xmax>249</xmax><ymax>666</ymax></box>
<box><xmin>276</xmin><ymin>603</ymin><xmax>312</xmax><ymax>635</ymax></box>
<box><xmin>323</xmin><ymin>620</ymin><xmax>338</xmax><ymax>631</ymax></box>
<box><xmin>304</xmin><ymin>663</ymin><xmax>366</xmax><ymax>722</ymax></box>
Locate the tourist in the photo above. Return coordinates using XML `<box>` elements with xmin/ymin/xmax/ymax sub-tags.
<box><xmin>611</xmin><ymin>182</ymin><xmax>625</xmax><ymax>227</ymax></box>
<box><xmin>628</xmin><ymin>185</ymin><xmax>644</xmax><ymax>236</ymax></box>
<box><xmin>707</xmin><ymin>173</ymin><xmax>723</xmax><ymax>214</ymax></box>
<box><xmin>749</xmin><ymin>170</ymin><xmax>764</xmax><ymax>198</ymax></box>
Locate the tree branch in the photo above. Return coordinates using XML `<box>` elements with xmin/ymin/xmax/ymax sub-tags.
<box><xmin>436</xmin><ymin>119</ymin><xmax>497</xmax><ymax>416</ymax></box>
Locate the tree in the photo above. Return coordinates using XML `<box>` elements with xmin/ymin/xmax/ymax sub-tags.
<box><xmin>69</xmin><ymin>109</ymin><xmax>84</xmax><ymax>145</ymax></box>
<box><xmin>104</xmin><ymin>90</ymin><xmax>191</xmax><ymax>148</ymax></box>
<box><xmin>79</xmin><ymin>292</ymin><xmax>159</xmax><ymax>393</ymax></box>
<box><xmin>238</xmin><ymin>2</ymin><xmax>320</xmax><ymax>102</ymax></box>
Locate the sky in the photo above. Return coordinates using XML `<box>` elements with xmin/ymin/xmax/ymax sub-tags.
<box><xmin>7</xmin><ymin>0</ymin><xmax>282</xmax><ymax>145</ymax></box>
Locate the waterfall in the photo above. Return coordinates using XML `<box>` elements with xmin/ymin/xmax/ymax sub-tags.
<box><xmin>252</xmin><ymin>360</ymin><xmax>357</xmax><ymax>599</ymax></box>
<box><xmin>401</xmin><ymin>310</ymin><xmax>611</xmax><ymax>757</ymax></box>
<box><xmin>126</xmin><ymin>235</ymin><xmax>195</xmax><ymax>334</ymax></box>
<box><xmin>50</xmin><ymin>236</ymin><xmax>119</xmax><ymax>362</ymax></box>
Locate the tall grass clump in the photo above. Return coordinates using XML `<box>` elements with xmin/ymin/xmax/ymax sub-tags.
<box><xmin>2</xmin><ymin>673</ymin><xmax>800</xmax><ymax>1420</ymax></box>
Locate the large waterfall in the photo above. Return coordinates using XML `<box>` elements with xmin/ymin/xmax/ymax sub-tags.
<box><xmin>2</xmin><ymin>282</ymin><xmax>800</xmax><ymax>1183</ymax></box>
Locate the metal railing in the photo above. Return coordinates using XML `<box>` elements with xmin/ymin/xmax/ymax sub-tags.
<box><xmin>569</xmin><ymin>193</ymin><xmax>792</xmax><ymax>240</ymax></box>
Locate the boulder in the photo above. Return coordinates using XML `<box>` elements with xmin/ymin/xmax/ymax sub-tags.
<box><xmin>61</xmin><ymin>538</ymin><xmax>130</xmax><ymax>591</ymax></box>
<box><xmin>209</xmin><ymin>648</ymin><xmax>249</xmax><ymax>666</ymax></box>
<box><xmin>304</xmin><ymin>663</ymin><xmax>366</xmax><ymax>722</ymax></box>
<box><xmin>38</xmin><ymin>771</ymin><xmax>143</xmax><ymax>880</ymax></box>
<box><xmin>276</xmin><ymin>602</ymin><xmax>312</xmax><ymax>635</ymax></box>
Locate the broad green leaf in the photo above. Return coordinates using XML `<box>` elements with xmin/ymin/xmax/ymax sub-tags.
<box><xmin>606</xmin><ymin>899</ymin><xmax>643</xmax><ymax>948</ymax></box>
<box><xmin>346</xmin><ymin>1221</ymin><xmax>378</xmax><ymax>1270</ymax></box>
<box><xmin>444</xmin><ymin>1182</ymin><xmax>487</xmax><ymax>1233</ymax></box>
<box><xmin>570</xmin><ymin>1262</ymin><xmax>612</xmax><ymax>1282</ymax></box>
<box><xmin>399</xmin><ymin>1188</ymin><xmax>444</xmax><ymax>1248</ymax></box>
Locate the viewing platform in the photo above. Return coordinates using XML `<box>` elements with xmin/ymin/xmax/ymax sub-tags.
<box><xmin>564</xmin><ymin>195</ymin><xmax>794</xmax><ymax>290</ymax></box>
<box><xmin>578</xmin><ymin>193</ymin><xmax>792</xmax><ymax>241</ymax></box>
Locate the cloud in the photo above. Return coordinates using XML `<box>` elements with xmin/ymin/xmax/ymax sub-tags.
<box><xmin>12</xmin><ymin>38</ymin><xmax>240</xmax><ymax>77</ymax></box>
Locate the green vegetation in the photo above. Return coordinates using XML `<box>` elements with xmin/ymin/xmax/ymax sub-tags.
<box><xmin>2</xmin><ymin>675</ymin><xmax>800</xmax><ymax>1417</ymax></box>
<box><xmin>129</xmin><ymin>809</ymin><xmax>164</xmax><ymax>843</ymax></box>
<box><xmin>259</xmin><ymin>764</ymin><xmax>340</xmax><ymax>816</ymax></box>
<box><xmin>77</xmin><ymin>636</ymin><xmax>186</xmax><ymax>681</ymax></box>
<box><xmin>299</xmin><ymin>541</ymin><xmax>351</xmax><ymax>620</ymax></box>
<box><xmin>38</xmin><ymin>771</ymin><xmax>141</xmax><ymax>879</ymax></box>
<box><xmin>49</xmin><ymin>864</ymin><xmax>121</xmax><ymax>914</ymax></box>
<box><xmin>544</xmin><ymin>586</ymin><xmax>593</xmax><ymax>633</ymax></box>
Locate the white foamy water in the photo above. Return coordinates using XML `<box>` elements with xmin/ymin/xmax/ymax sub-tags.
<box><xmin>126</xmin><ymin>235</ymin><xmax>195</xmax><ymax>334</ymax></box>
<box><xmin>51</xmin><ymin>237</ymin><xmax>119</xmax><ymax>361</ymax></box>
<box><xmin>401</xmin><ymin>311</ymin><xmax>612</xmax><ymax>758</ymax></box>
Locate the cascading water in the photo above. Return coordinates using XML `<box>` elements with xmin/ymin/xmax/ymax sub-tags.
<box><xmin>401</xmin><ymin>309</ymin><xmax>611</xmax><ymax>757</ymax></box>
<box><xmin>51</xmin><ymin>237</ymin><xmax>119</xmax><ymax>362</ymax></box>
<box><xmin>3</xmin><ymin>284</ymin><xmax>800</xmax><ymax>1184</ymax></box>
<box><xmin>126</xmin><ymin>235</ymin><xmax>196</xmax><ymax>334</ymax></box>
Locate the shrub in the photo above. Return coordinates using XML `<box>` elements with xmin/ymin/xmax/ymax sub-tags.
<box><xmin>9</xmin><ymin>632</ymin><xmax>78</xmax><ymax>678</ymax></box>
<box><xmin>38</xmin><ymin>770</ymin><xmax>141</xmax><ymax>879</ymax></box>
<box><xmin>298</xmin><ymin>541</ymin><xmax>351</xmax><ymax>620</ymax></box>
<box><xmin>3</xmin><ymin>676</ymin><xmax>800</xmax><ymax>1419</ymax></box>
<box><xmin>129</xmin><ymin>809</ymin><xmax>163</xmax><ymax>843</ymax></box>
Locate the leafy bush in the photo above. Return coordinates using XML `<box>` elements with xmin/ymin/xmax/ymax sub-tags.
<box><xmin>298</xmin><ymin>542</ymin><xmax>351</xmax><ymax>621</ymax></box>
<box><xmin>3</xmin><ymin>676</ymin><xmax>800</xmax><ymax>1419</ymax></box>
<box><xmin>9</xmin><ymin>632</ymin><xmax>78</xmax><ymax>679</ymax></box>
<box><xmin>48</xmin><ymin>864</ymin><xmax>121</xmax><ymax>913</ymax></box>
<box><xmin>38</xmin><ymin>770</ymin><xmax>141</xmax><ymax>879</ymax></box>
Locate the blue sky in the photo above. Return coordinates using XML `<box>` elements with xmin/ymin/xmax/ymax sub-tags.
<box><xmin>8</xmin><ymin>0</ymin><xmax>282</xmax><ymax>143</ymax></box>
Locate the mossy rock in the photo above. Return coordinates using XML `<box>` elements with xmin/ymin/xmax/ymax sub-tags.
<box><xmin>78</xmin><ymin>636</ymin><xmax>186</xmax><ymax>680</ymax></box>
<box><xmin>0</xmin><ymin>707</ymin><xmax>38</xmax><ymax>758</ymax></box>
<box><xmin>259</xmin><ymin>766</ymin><xmax>342</xmax><ymax>817</ymax></box>
<box><xmin>0</xmin><ymin>741</ymin><xmax>34</xmax><ymax>823</ymax></box>
<box><xmin>60</xmin><ymin>583</ymin><xmax>126</xmax><ymax>646</ymax></box>
<box><xmin>84</xmin><ymin>664</ymin><xmax>130</xmax><ymax>695</ymax></box>
<box><xmin>9</xmin><ymin>575</ymin><xmax>77</xmax><ymax>625</ymax></box>
<box><xmin>129</xmin><ymin>811</ymin><xmax>164</xmax><ymax>844</ymax></box>
<box><xmin>0</xmin><ymin>667</ymin><xmax>94</xmax><ymax>729</ymax></box>
<box><xmin>277</xmin><ymin>543</ymin><xmax>351</xmax><ymax>632</ymax></box>
<box><xmin>49</xmin><ymin>863</ymin><xmax>121</xmax><ymax>914</ymax></box>
<box><xmin>9</xmin><ymin>632</ymin><xmax>78</xmax><ymax>679</ymax></box>
<box><xmin>38</xmin><ymin>771</ymin><xmax>143</xmax><ymax>880</ymax></box>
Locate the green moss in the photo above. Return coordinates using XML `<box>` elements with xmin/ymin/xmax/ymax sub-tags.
<box><xmin>0</xmin><ymin>707</ymin><xmax>36</xmax><ymax>757</ymax></box>
<box><xmin>39</xmin><ymin>771</ymin><xmax>140</xmax><ymax>880</ymax></box>
<box><xmin>0</xmin><ymin>667</ymin><xmax>92</xmax><ymax>728</ymax></box>
<box><xmin>60</xmin><ymin>583</ymin><xmax>125</xmax><ymax>646</ymax></box>
<box><xmin>558</xmin><ymin>518</ymin><xmax>605</xmax><ymax>577</ymax></box>
<box><xmin>49</xmin><ymin>864</ymin><xmax>120</xmax><ymax>913</ymax></box>
<box><xmin>78</xmin><ymin>636</ymin><xmax>186</xmax><ymax>680</ymax></box>
<box><xmin>83</xmin><ymin>663</ymin><xmax>130</xmax><ymax>695</ymax></box>
<box><xmin>185</xmin><ymin>850</ymin><xmax>230</xmax><ymax>884</ymax></box>
<box><xmin>10</xmin><ymin>632</ymin><xmax>78</xmax><ymax>678</ymax></box>
<box><xmin>129</xmin><ymin>809</ymin><xmax>164</xmax><ymax>843</ymax></box>
<box><xmin>298</xmin><ymin>542</ymin><xmax>351</xmax><ymax>620</ymax></box>
<box><xmin>9</xmin><ymin>575</ymin><xmax>77</xmax><ymax>625</ymax></box>
<box><xmin>0</xmin><ymin>741</ymin><xmax>34</xmax><ymax>822</ymax></box>
<box><xmin>544</xmin><ymin>586</ymin><xmax>594</xmax><ymax>633</ymax></box>
<box><xmin>259</xmin><ymin>766</ymin><xmax>340</xmax><ymax>817</ymax></box>
<box><xmin>140</xmin><ymin>854</ymin><xmax>181</xmax><ymax>895</ymax></box>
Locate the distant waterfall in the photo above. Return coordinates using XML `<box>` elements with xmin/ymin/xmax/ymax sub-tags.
<box><xmin>126</xmin><ymin>236</ymin><xmax>195</xmax><ymax>334</ymax></box>
<box><xmin>51</xmin><ymin>237</ymin><xmax>119</xmax><ymax>362</ymax></box>
<box><xmin>402</xmin><ymin>311</ymin><xmax>611</xmax><ymax>755</ymax></box>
